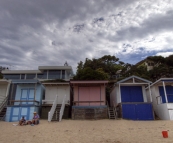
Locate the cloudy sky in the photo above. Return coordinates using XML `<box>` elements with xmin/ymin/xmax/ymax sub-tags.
<box><xmin>0</xmin><ymin>0</ymin><xmax>173</xmax><ymax>73</ymax></box>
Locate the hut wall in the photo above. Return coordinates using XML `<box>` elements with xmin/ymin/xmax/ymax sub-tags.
<box><xmin>44</xmin><ymin>85</ymin><xmax>70</xmax><ymax>104</ymax></box>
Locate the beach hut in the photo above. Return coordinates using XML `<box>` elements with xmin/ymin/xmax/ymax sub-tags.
<box><xmin>146</xmin><ymin>78</ymin><xmax>173</xmax><ymax>120</ymax></box>
<box><xmin>0</xmin><ymin>80</ymin><xmax>11</xmax><ymax>120</ymax></box>
<box><xmin>5</xmin><ymin>79</ymin><xmax>45</xmax><ymax>122</ymax></box>
<box><xmin>110</xmin><ymin>75</ymin><xmax>154</xmax><ymax>120</ymax></box>
<box><xmin>41</xmin><ymin>80</ymin><xmax>71</xmax><ymax>120</ymax></box>
<box><xmin>70</xmin><ymin>80</ymin><xmax>108</xmax><ymax>120</ymax></box>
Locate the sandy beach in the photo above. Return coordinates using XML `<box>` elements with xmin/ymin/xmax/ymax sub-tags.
<box><xmin>0</xmin><ymin>119</ymin><xmax>172</xmax><ymax>143</ymax></box>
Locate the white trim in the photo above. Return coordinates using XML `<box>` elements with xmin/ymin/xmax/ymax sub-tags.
<box><xmin>163</xmin><ymin>81</ymin><xmax>168</xmax><ymax>103</ymax></box>
<box><xmin>148</xmin><ymin>83</ymin><xmax>152</xmax><ymax>102</ymax></box>
<box><xmin>147</xmin><ymin>78</ymin><xmax>173</xmax><ymax>88</ymax></box>
<box><xmin>117</xmin><ymin>83</ymin><xmax>150</xmax><ymax>85</ymax></box>
<box><xmin>6</xmin><ymin>82</ymin><xmax>11</xmax><ymax>97</ymax></box>
<box><xmin>119</xmin><ymin>83</ymin><xmax>121</xmax><ymax>102</ymax></box>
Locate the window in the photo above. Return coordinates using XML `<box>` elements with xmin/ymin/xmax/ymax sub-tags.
<box><xmin>43</xmin><ymin>71</ymin><xmax>48</xmax><ymax>79</ymax></box>
<box><xmin>48</xmin><ymin>70</ymin><xmax>61</xmax><ymax>79</ymax></box>
<box><xmin>37</xmin><ymin>74</ymin><xmax>44</xmax><ymax>79</ymax></box>
<box><xmin>21</xmin><ymin>74</ymin><xmax>25</xmax><ymax>79</ymax></box>
<box><xmin>62</xmin><ymin>70</ymin><xmax>65</xmax><ymax>79</ymax></box>
<box><xmin>26</xmin><ymin>74</ymin><xmax>36</xmax><ymax>79</ymax></box>
<box><xmin>4</xmin><ymin>74</ymin><xmax>20</xmax><ymax>79</ymax></box>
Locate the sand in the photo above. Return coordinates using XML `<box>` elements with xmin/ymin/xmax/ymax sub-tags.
<box><xmin>0</xmin><ymin>119</ymin><xmax>172</xmax><ymax>143</ymax></box>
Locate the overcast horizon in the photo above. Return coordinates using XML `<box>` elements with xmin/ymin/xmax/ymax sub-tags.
<box><xmin>0</xmin><ymin>0</ymin><xmax>173</xmax><ymax>73</ymax></box>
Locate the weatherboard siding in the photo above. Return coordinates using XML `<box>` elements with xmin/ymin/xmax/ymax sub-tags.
<box><xmin>73</xmin><ymin>86</ymin><xmax>106</xmax><ymax>106</ymax></box>
<box><xmin>14</xmin><ymin>84</ymin><xmax>43</xmax><ymax>105</ymax></box>
<box><xmin>44</xmin><ymin>85</ymin><xmax>70</xmax><ymax>104</ymax></box>
<box><xmin>5</xmin><ymin>107</ymin><xmax>11</xmax><ymax>122</ymax></box>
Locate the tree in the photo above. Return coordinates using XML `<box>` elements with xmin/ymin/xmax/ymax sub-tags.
<box><xmin>73</xmin><ymin>67</ymin><xmax>109</xmax><ymax>80</ymax></box>
<box><xmin>165</xmin><ymin>55</ymin><xmax>173</xmax><ymax>66</ymax></box>
<box><xmin>74</xmin><ymin>55</ymin><xmax>123</xmax><ymax>80</ymax></box>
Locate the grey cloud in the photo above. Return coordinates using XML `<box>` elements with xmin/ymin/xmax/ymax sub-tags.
<box><xmin>0</xmin><ymin>0</ymin><xmax>172</xmax><ymax>72</ymax></box>
<box><xmin>115</xmin><ymin>10</ymin><xmax>173</xmax><ymax>41</ymax></box>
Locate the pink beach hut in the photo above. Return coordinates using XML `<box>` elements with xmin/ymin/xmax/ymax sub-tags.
<box><xmin>70</xmin><ymin>80</ymin><xmax>108</xmax><ymax>120</ymax></box>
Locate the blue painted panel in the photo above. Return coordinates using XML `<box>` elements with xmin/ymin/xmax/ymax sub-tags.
<box><xmin>21</xmin><ymin>89</ymin><xmax>28</xmax><ymax>105</ymax></box>
<box><xmin>121</xmin><ymin>86</ymin><xmax>130</xmax><ymax>102</ymax></box>
<box><xmin>159</xmin><ymin>86</ymin><xmax>166</xmax><ymax>103</ymax></box>
<box><xmin>28</xmin><ymin>89</ymin><xmax>34</xmax><ymax>105</ymax></box>
<box><xmin>20</xmin><ymin>107</ymin><xmax>30</xmax><ymax>120</ymax></box>
<box><xmin>136</xmin><ymin>104</ymin><xmax>154</xmax><ymax>120</ymax></box>
<box><xmin>10</xmin><ymin>107</ymin><xmax>20</xmax><ymax>122</ymax></box>
<box><xmin>166</xmin><ymin>86</ymin><xmax>173</xmax><ymax>102</ymax></box>
<box><xmin>5</xmin><ymin>107</ymin><xmax>11</xmax><ymax>122</ymax></box>
<box><xmin>159</xmin><ymin>86</ymin><xmax>173</xmax><ymax>103</ymax></box>
<box><xmin>121</xmin><ymin>86</ymin><xmax>143</xmax><ymax>102</ymax></box>
<box><xmin>130</xmin><ymin>86</ymin><xmax>143</xmax><ymax>102</ymax></box>
<box><xmin>10</xmin><ymin>107</ymin><xmax>30</xmax><ymax>122</ymax></box>
<box><xmin>122</xmin><ymin>103</ymin><xmax>154</xmax><ymax>120</ymax></box>
<box><xmin>122</xmin><ymin>104</ymin><xmax>136</xmax><ymax>120</ymax></box>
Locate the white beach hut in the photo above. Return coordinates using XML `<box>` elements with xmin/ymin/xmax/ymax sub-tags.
<box><xmin>146</xmin><ymin>78</ymin><xmax>173</xmax><ymax>120</ymax></box>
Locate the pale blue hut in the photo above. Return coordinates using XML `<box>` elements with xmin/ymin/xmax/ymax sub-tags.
<box><xmin>5</xmin><ymin>79</ymin><xmax>44</xmax><ymax>122</ymax></box>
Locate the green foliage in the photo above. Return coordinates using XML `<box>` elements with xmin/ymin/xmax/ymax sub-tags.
<box><xmin>125</xmin><ymin>55</ymin><xmax>173</xmax><ymax>82</ymax></box>
<box><xmin>74</xmin><ymin>54</ymin><xmax>173</xmax><ymax>81</ymax></box>
<box><xmin>73</xmin><ymin>67</ymin><xmax>109</xmax><ymax>80</ymax></box>
<box><xmin>74</xmin><ymin>55</ymin><xmax>122</xmax><ymax>80</ymax></box>
<box><xmin>147</xmin><ymin>56</ymin><xmax>165</xmax><ymax>63</ymax></box>
<box><xmin>165</xmin><ymin>55</ymin><xmax>173</xmax><ymax>66</ymax></box>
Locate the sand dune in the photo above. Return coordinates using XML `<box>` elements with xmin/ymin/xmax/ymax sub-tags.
<box><xmin>0</xmin><ymin>119</ymin><xmax>172</xmax><ymax>143</ymax></box>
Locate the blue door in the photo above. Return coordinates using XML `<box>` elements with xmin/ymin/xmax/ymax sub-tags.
<box><xmin>21</xmin><ymin>89</ymin><xmax>28</xmax><ymax>105</ymax></box>
<box><xmin>122</xmin><ymin>103</ymin><xmax>154</xmax><ymax>120</ymax></box>
<box><xmin>136</xmin><ymin>104</ymin><xmax>154</xmax><ymax>120</ymax></box>
<box><xmin>121</xmin><ymin>86</ymin><xmax>143</xmax><ymax>102</ymax></box>
<box><xmin>10</xmin><ymin>107</ymin><xmax>30</xmax><ymax>122</ymax></box>
<box><xmin>21</xmin><ymin>88</ymin><xmax>35</xmax><ymax>105</ymax></box>
<box><xmin>122</xmin><ymin>104</ymin><xmax>136</xmax><ymax>120</ymax></box>
<box><xmin>159</xmin><ymin>86</ymin><xmax>173</xmax><ymax>103</ymax></box>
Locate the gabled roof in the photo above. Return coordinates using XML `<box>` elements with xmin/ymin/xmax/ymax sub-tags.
<box><xmin>117</xmin><ymin>75</ymin><xmax>152</xmax><ymax>84</ymax></box>
<box><xmin>148</xmin><ymin>78</ymin><xmax>173</xmax><ymax>87</ymax></box>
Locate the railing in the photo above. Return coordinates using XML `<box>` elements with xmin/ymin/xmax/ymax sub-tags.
<box><xmin>42</xmin><ymin>100</ymin><xmax>54</xmax><ymax>104</ymax></box>
<box><xmin>0</xmin><ymin>96</ymin><xmax>8</xmax><ymax>113</ymax></box>
<box><xmin>59</xmin><ymin>95</ymin><xmax>66</xmax><ymax>122</ymax></box>
<box><xmin>113</xmin><ymin>101</ymin><xmax>117</xmax><ymax>119</ymax></box>
<box><xmin>73</xmin><ymin>101</ymin><xmax>105</xmax><ymax>106</ymax></box>
<box><xmin>9</xmin><ymin>100</ymin><xmax>39</xmax><ymax>106</ymax></box>
<box><xmin>48</xmin><ymin>95</ymin><xmax>58</xmax><ymax>122</ymax></box>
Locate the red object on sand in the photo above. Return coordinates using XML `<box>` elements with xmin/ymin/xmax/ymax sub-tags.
<box><xmin>162</xmin><ymin>131</ymin><xmax>168</xmax><ymax>138</ymax></box>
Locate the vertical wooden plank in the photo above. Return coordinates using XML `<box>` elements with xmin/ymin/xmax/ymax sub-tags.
<box><xmin>163</xmin><ymin>81</ymin><xmax>168</xmax><ymax>103</ymax></box>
